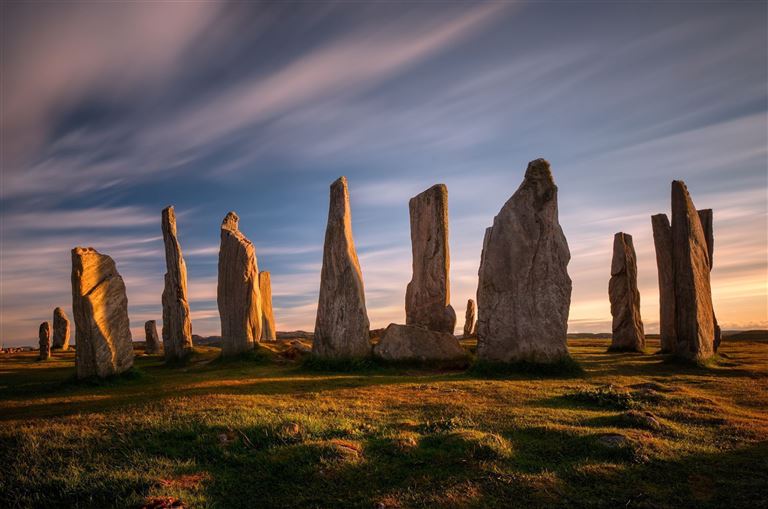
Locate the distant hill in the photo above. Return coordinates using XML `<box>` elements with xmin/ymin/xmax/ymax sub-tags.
<box><xmin>722</xmin><ymin>330</ymin><xmax>768</xmax><ymax>341</ymax></box>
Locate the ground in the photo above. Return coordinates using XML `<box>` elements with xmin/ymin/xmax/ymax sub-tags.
<box><xmin>1</xmin><ymin>338</ymin><xmax>766</xmax><ymax>509</ymax></box>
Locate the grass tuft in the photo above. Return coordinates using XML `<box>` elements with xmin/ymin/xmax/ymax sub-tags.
<box><xmin>563</xmin><ymin>384</ymin><xmax>637</xmax><ymax>410</ymax></box>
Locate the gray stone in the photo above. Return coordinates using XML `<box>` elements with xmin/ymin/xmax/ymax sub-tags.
<box><xmin>259</xmin><ymin>271</ymin><xmax>276</xmax><ymax>341</ymax></box>
<box><xmin>52</xmin><ymin>307</ymin><xmax>70</xmax><ymax>350</ymax></box>
<box><xmin>71</xmin><ymin>247</ymin><xmax>134</xmax><ymax>378</ymax></box>
<box><xmin>608</xmin><ymin>232</ymin><xmax>645</xmax><ymax>352</ymax></box>
<box><xmin>313</xmin><ymin>177</ymin><xmax>370</xmax><ymax>358</ymax></box>
<box><xmin>671</xmin><ymin>181</ymin><xmax>715</xmax><ymax>362</ymax></box>
<box><xmin>651</xmin><ymin>214</ymin><xmax>676</xmax><ymax>353</ymax></box>
<box><xmin>218</xmin><ymin>212</ymin><xmax>262</xmax><ymax>356</ymax></box>
<box><xmin>39</xmin><ymin>321</ymin><xmax>51</xmax><ymax>360</ymax></box>
<box><xmin>161</xmin><ymin>206</ymin><xmax>193</xmax><ymax>361</ymax></box>
<box><xmin>463</xmin><ymin>299</ymin><xmax>476</xmax><ymax>337</ymax></box>
<box><xmin>476</xmin><ymin>159</ymin><xmax>572</xmax><ymax>363</ymax></box>
<box><xmin>373</xmin><ymin>323</ymin><xmax>466</xmax><ymax>363</ymax></box>
<box><xmin>405</xmin><ymin>184</ymin><xmax>456</xmax><ymax>333</ymax></box>
<box><xmin>144</xmin><ymin>320</ymin><xmax>161</xmax><ymax>354</ymax></box>
<box><xmin>697</xmin><ymin>208</ymin><xmax>721</xmax><ymax>352</ymax></box>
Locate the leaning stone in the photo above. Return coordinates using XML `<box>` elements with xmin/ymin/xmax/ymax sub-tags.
<box><xmin>161</xmin><ymin>206</ymin><xmax>193</xmax><ymax>361</ymax></box>
<box><xmin>144</xmin><ymin>320</ymin><xmax>162</xmax><ymax>354</ymax></box>
<box><xmin>463</xmin><ymin>299</ymin><xmax>476</xmax><ymax>337</ymax></box>
<box><xmin>697</xmin><ymin>208</ymin><xmax>721</xmax><ymax>352</ymax></box>
<box><xmin>373</xmin><ymin>323</ymin><xmax>467</xmax><ymax>364</ymax></box>
<box><xmin>217</xmin><ymin>212</ymin><xmax>262</xmax><ymax>356</ymax></box>
<box><xmin>313</xmin><ymin>177</ymin><xmax>371</xmax><ymax>358</ymax></box>
<box><xmin>608</xmin><ymin>232</ymin><xmax>645</xmax><ymax>352</ymax></box>
<box><xmin>39</xmin><ymin>322</ymin><xmax>51</xmax><ymax>360</ymax></box>
<box><xmin>651</xmin><ymin>214</ymin><xmax>676</xmax><ymax>353</ymax></box>
<box><xmin>671</xmin><ymin>181</ymin><xmax>715</xmax><ymax>362</ymax></box>
<box><xmin>405</xmin><ymin>184</ymin><xmax>456</xmax><ymax>333</ymax></box>
<box><xmin>52</xmin><ymin>307</ymin><xmax>70</xmax><ymax>350</ymax></box>
<box><xmin>476</xmin><ymin>159</ymin><xmax>572</xmax><ymax>363</ymax></box>
<box><xmin>71</xmin><ymin>247</ymin><xmax>134</xmax><ymax>378</ymax></box>
<box><xmin>259</xmin><ymin>271</ymin><xmax>276</xmax><ymax>341</ymax></box>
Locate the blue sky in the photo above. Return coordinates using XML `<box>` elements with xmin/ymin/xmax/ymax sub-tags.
<box><xmin>1</xmin><ymin>1</ymin><xmax>766</xmax><ymax>346</ymax></box>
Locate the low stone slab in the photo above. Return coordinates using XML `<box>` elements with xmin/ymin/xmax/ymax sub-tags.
<box><xmin>373</xmin><ymin>323</ymin><xmax>467</xmax><ymax>363</ymax></box>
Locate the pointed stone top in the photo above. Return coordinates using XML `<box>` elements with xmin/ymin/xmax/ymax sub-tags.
<box><xmin>221</xmin><ymin>211</ymin><xmax>239</xmax><ymax>231</ymax></box>
<box><xmin>72</xmin><ymin>246</ymin><xmax>97</xmax><ymax>256</ymax></box>
<box><xmin>331</xmin><ymin>176</ymin><xmax>348</xmax><ymax>189</ymax></box>
<box><xmin>54</xmin><ymin>306</ymin><xmax>66</xmax><ymax>315</ymax></box>
<box><xmin>162</xmin><ymin>205</ymin><xmax>175</xmax><ymax>216</ymax></box>
<box><xmin>611</xmin><ymin>232</ymin><xmax>634</xmax><ymax>276</ymax></box>
<box><xmin>524</xmin><ymin>158</ymin><xmax>555</xmax><ymax>183</ymax></box>
<box><xmin>518</xmin><ymin>158</ymin><xmax>557</xmax><ymax>206</ymax></box>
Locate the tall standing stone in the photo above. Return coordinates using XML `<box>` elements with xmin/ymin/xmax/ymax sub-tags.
<box><xmin>697</xmin><ymin>208</ymin><xmax>721</xmax><ymax>351</ymax></box>
<box><xmin>405</xmin><ymin>184</ymin><xmax>456</xmax><ymax>333</ymax></box>
<box><xmin>161</xmin><ymin>206</ymin><xmax>193</xmax><ymax>361</ymax></box>
<box><xmin>71</xmin><ymin>247</ymin><xmax>134</xmax><ymax>378</ymax></box>
<box><xmin>608</xmin><ymin>233</ymin><xmax>645</xmax><ymax>352</ymax></box>
<box><xmin>52</xmin><ymin>307</ymin><xmax>70</xmax><ymax>350</ymax></box>
<box><xmin>463</xmin><ymin>299</ymin><xmax>476</xmax><ymax>337</ymax></box>
<box><xmin>476</xmin><ymin>159</ymin><xmax>572</xmax><ymax>363</ymax></box>
<box><xmin>651</xmin><ymin>214</ymin><xmax>676</xmax><ymax>353</ymax></box>
<box><xmin>259</xmin><ymin>271</ymin><xmax>276</xmax><ymax>341</ymax></box>
<box><xmin>671</xmin><ymin>181</ymin><xmax>715</xmax><ymax>362</ymax></box>
<box><xmin>144</xmin><ymin>320</ymin><xmax>162</xmax><ymax>354</ymax></box>
<box><xmin>38</xmin><ymin>322</ymin><xmax>51</xmax><ymax>360</ymax></box>
<box><xmin>313</xmin><ymin>177</ymin><xmax>370</xmax><ymax>358</ymax></box>
<box><xmin>218</xmin><ymin>212</ymin><xmax>262</xmax><ymax>356</ymax></box>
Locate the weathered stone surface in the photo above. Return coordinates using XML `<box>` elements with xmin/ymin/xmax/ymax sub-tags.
<box><xmin>39</xmin><ymin>321</ymin><xmax>51</xmax><ymax>360</ymax></box>
<box><xmin>651</xmin><ymin>214</ymin><xmax>676</xmax><ymax>353</ymax></box>
<box><xmin>671</xmin><ymin>181</ymin><xmax>715</xmax><ymax>362</ymax></box>
<box><xmin>144</xmin><ymin>320</ymin><xmax>161</xmax><ymax>354</ymax></box>
<box><xmin>373</xmin><ymin>323</ymin><xmax>466</xmax><ymax>363</ymax></box>
<box><xmin>463</xmin><ymin>299</ymin><xmax>476</xmax><ymax>337</ymax></box>
<box><xmin>52</xmin><ymin>307</ymin><xmax>70</xmax><ymax>350</ymax></box>
<box><xmin>259</xmin><ymin>271</ymin><xmax>276</xmax><ymax>341</ymax></box>
<box><xmin>405</xmin><ymin>184</ymin><xmax>456</xmax><ymax>333</ymax></box>
<box><xmin>476</xmin><ymin>159</ymin><xmax>572</xmax><ymax>363</ymax></box>
<box><xmin>217</xmin><ymin>212</ymin><xmax>262</xmax><ymax>356</ymax></box>
<box><xmin>161</xmin><ymin>206</ymin><xmax>193</xmax><ymax>361</ymax></box>
<box><xmin>313</xmin><ymin>177</ymin><xmax>370</xmax><ymax>358</ymax></box>
<box><xmin>71</xmin><ymin>247</ymin><xmax>134</xmax><ymax>378</ymax></box>
<box><xmin>608</xmin><ymin>233</ymin><xmax>645</xmax><ymax>352</ymax></box>
<box><xmin>697</xmin><ymin>208</ymin><xmax>721</xmax><ymax>351</ymax></box>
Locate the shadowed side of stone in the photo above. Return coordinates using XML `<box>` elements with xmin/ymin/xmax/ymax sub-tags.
<box><xmin>71</xmin><ymin>247</ymin><xmax>134</xmax><ymax>378</ymax></box>
<box><xmin>313</xmin><ymin>177</ymin><xmax>370</xmax><ymax>358</ymax></box>
<box><xmin>608</xmin><ymin>232</ymin><xmax>645</xmax><ymax>352</ymax></box>
<box><xmin>476</xmin><ymin>159</ymin><xmax>572</xmax><ymax>363</ymax></box>
<box><xmin>697</xmin><ymin>208</ymin><xmax>721</xmax><ymax>352</ymax></box>
<box><xmin>161</xmin><ymin>206</ymin><xmax>193</xmax><ymax>361</ymax></box>
<box><xmin>373</xmin><ymin>323</ymin><xmax>466</xmax><ymax>363</ymax></box>
<box><xmin>38</xmin><ymin>322</ymin><xmax>51</xmax><ymax>360</ymax></box>
<box><xmin>259</xmin><ymin>271</ymin><xmax>276</xmax><ymax>341</ymax></box>
<box><xmin>144</xmin><ymin>320</ymin><xmax>162</xmax><ymax>354</ymax></box>
<box><xmin>52</xmin><ymin>307</ymin><xmax>70</xmax><ymax>350</ymax></box>
<box><xmin>651</xmin><ymin>214</ymin><xmax>675</xmax><ymax>353</ymax></box>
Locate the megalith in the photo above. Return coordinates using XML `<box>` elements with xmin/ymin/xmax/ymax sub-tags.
<box><xmin>39</xmin><ymin>321</ymin><xmax>51</xmax><ymax>360</ymax></box>
<box><xmin>144</xmin><ymin>320</ymin><xmax>162</xmax><ymax>354</ymax></box>
<box><xmin>405</xmin><ymin>184</ymin><xmax>456</xmax><ymax>333</ymax></box>
<box><xmin>71</xmin><ymin>247</ymin><xmax>134</xmax><ymax>378</ymax></box>
<box><xmin>373</xmin><ymin>323</ymin><xmax>467</xmax><ymax>364</ymax></box>
<box><xmin>259</xmin><ymin>271</ymin><xmax>276</xmax><ymax>341</ymax></box>
<box><xmin>52</xmin><ymin>307</ymin><xmax>70</xmax><ymax>350</ymax></box>
<box><xmin>463</xmin><ymin>299</ymin><xmax>476</xmax><ymax>337</ymax></box>
<box><xmin>651</xmin><ymin>214</ymin><xmax>675</xmax><ymax>353</ymax></box>
<box><xmin>476</xmin><ymin>159</ymin><xmax>572</xmax><ymax>363</ymax></box>
<box><xmin>161</xmin><ymin>206</ymin><xmax>193</xmax><ymax>361</ymax></box>
<box><xmin>697</xmin><ymin>208</ymin><xmax>721</xmax><ymax>351</ymax></box>
<box><xmin>218</xmin><ymin>212</ymin><xmax>262</xmax><ymax>356</ymax></box>
<box><xmin>608</xmin><ymin>232</ymin><xmax>645</xmax><ymax>352</ymax></box>
<box><xmin>313</xmin><ymin>177</ymin><xmax>371</xmax><ymax>358</ymax></box>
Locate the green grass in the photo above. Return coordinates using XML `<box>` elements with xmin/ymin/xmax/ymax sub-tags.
<box><xmin>0</xmin><ymin>338</ymin><xmax>766</xmax><ymax>508</ymax></box>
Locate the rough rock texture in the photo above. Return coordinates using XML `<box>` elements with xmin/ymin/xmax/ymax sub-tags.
<box><xmin>313</xmin><ymin>177</ymin><xmax>371</xmax><ymax>358</ymax></box>
<box><xmin>218</xmin><ymin>212</ymin><xmax>262</xmax><ymax>356</ymax></box>
<box><xmin>161</xmin><ymin>206</ymin><xmax>193</xmax><ymax>361</ymax></box>
<box><xmin>39</xmin><ymin>322</ymin><xmax>51</xmax><ymax>360</ymax></box>
<box><xmin>476</xmin><ymin>159</ymin><xmax>572</xmax><ymax>363</ymax></box>
<box><xmin>373</xmin><ymin>323</ymin><xmax>466</xmax><ymax>363</ymax></box>
<box><xmin>259</xmin><ymin>271</ymin><xmax>276</xmax><ymax>341</ymax></box>
<box><xmin>697</xmin><ymin>208</ymin><xmax>721</xmax><ymax>352</ymax></box>
<box><xmin>608</xmin><ymin>233</ymin><xmax>645</xmax><ymax>352</ymax></box>
<box><xmin>651</xmin><ymin>214</ymin><xmax>676</xmax><ymax>353</ymax></box>
<box><xmin>463</xmin><ymin>299</ymin><xmax>476</xmax><ymax>337</ymax></box>
<box><xmin>144</xmin><ymin>320</ymin><xmax>161</xmax><ymax>354</ymax></box>
<box><xmin>52</xmin><ymin>307</ymin><xmax>70</xmax><ymax>350</ymax></box>
<box><xmin>671</xmin><ymin>181</ymin><xmax>715</xmax><ymax>362</ymax></box>
<box><xmin>71</xmin><ymin>247</ymin><xmax>134</xmax><ymax>378</ymax></box>
<box><xmin>405</xmin><ymin>184</ymin><xmax>456</xmax><ymax>333</ymax></box>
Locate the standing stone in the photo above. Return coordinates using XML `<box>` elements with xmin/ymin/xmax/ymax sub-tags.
<box><xmin>476</xmin><ymin>159</ymin><xmax>572</xmax><ymax>363</ymax></box>
<box><xmin>161</xmin><ymin>206</ymin><xmax>193</xmax><ymax>361</ymax></box>
<box><xmin>38</xmin><ymin>322</ymin><xmax>51</xmax><ymax>360</ymax></box>
<box><xmin>71</xmin><ymin>247</ymin><xmax>134</xmax><ymax>378</ymax></box>
<box><xmin>697</xmin><ymin>208</ymin><xmax>721</xmax><ymax>351</ymax></box>
<box><xmin>671</xmin><ymin>181</ymin><xmax>715</xmax><ymax>362</ymax></box>
<box><xmin>259</xmin><ymin>271</ymin><xmax>276</xmax><ymax>341</ymax></box>
<box><xmin>651</xmin><ymin>214</ymin><xmax>676</xmax><ymax>353</ymax></box>
<box><xmin>463</xmin><ymin>299</ymin><xmax>476</xmax><ymax>337</ymax></box>
<box><xmin>313</xmin><ymin>177</ymin><xmax>371</xmax><ymax>358</ymax></box>
<box><xmin>405</xmin><ymin>184</ymin><xmax>456</xmax><ymax>333</ymax></box>
<box><xmin>144</xmin><ymin>320</ymin><xmax>161</xmax><ymax>354</ymax></box>
<box><xmin>218</xmin><ymin>212</ymin><xmax>262</xmax><ymax>356</ymax></box>
<box><xmin>52</xmin><ymin>307</ymin><xmax>70</xmax><ymax>350</ymax></box>
<box><xmin>608</xmin><ymin>233</ymin><xmax>645</xmax><ymax>352</ymax></box>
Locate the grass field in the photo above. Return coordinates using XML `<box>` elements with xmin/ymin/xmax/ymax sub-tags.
<box><xmin>1</xmin><ymin>338</ymin><xmax>766</xmax><ymax>509</ymax></box>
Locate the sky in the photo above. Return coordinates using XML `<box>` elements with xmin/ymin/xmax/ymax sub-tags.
<box><xmin>1</xmin><ymin>1</ymin><xmax>766</xmax><ymax>347</ymax></box>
